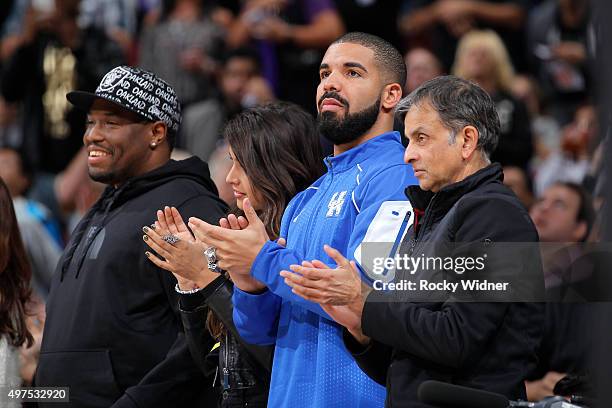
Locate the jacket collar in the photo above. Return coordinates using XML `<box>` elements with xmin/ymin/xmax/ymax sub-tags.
<box><xmin>324</xmin><ymin>131</ymin><xmax>401</xmax><ymax>173</ymax></box>
<box><xmin>405</xmin><ymin>163</ymin><xmax>504</xmax><ymax>215</ymax></box>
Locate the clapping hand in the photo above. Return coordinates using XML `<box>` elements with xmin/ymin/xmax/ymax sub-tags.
<box><xmin>188</xmin><ymin>198</ymin><xmax>269</xmax><ymax>293</ymax></box>
<box><xmin>280</xmin><ymin>245</ymin><xmax>371</xmax><ymax>344</ymax></box>
<box><xmin>142</xmin><ymin>206</ymin><xmax>218</xmax><ymax>290</ymax></box>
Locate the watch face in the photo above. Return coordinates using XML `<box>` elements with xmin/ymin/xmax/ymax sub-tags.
<box><xmin>203</xmin><ymin>246</ymin><xmax>223</xmax><ymax>273</ymax></box>
<box><xmin>208</xmin><ymin>261</ymin><xmax>224</xmax><ymax>274</ymax></box>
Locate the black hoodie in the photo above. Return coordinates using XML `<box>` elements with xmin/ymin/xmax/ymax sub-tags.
<box><xmin>35</xmin><ymin>157</ymin><xmax>227</xmax><ymax>408</ymax></box>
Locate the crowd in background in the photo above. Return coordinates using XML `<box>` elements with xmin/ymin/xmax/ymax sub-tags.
<box><xmin>0</xmin><ymin>0</ymin><xmax>606</xmax><ymax>399</ymax></box>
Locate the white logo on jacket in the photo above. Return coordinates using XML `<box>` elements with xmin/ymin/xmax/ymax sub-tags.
<box><xmin>326</xmin><ymin>191</ymin><xmax>347</xmax><ymax>217</ymax></box>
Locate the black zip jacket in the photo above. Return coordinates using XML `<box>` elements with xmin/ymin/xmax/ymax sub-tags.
<box><xmin>344</xmin><ymin>163</ymin><xmax>545</xmax><ymax>407</ymax></box>
<box><xmin>179</xmin><ymin>275</ymin><xmax>273</xmax><ymax>407</ymax></box>
<box><xmin>35</xmin><ymin>157</ymin><xmax>227</xmax><ymax>407</ymax></box>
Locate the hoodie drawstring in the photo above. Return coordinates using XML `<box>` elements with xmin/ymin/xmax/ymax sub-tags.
<box><xmin>60</xmin><ymin>182</ymin><xmax>131</xmax><ymax>281</ymax></box>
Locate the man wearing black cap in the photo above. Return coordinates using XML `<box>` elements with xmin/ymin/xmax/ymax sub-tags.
<box><xmin>34</xmin><ymin>66</ymin><xmax>227</xmax><ymax>407</ymax></box>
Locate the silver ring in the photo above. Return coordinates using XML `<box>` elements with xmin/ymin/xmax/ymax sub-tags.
<box><xmin>204</xmin><ymin>246</ymin><xmax>217</xmax><ymax>264</ymax></box>
<box><xmin>162</xmin><ymin>234</ymin><xmax>180</xmax><ymax>245</ymax></box>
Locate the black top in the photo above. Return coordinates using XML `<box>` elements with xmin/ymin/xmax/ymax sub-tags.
<box><xmin>490</xmin><ymin>90</ymin><xmax>533</xmax><ymax>169</ymax></box>
<box><xmin>36</xmin><ymin>157</ymin><xmax>227</xmax><ymax>408</ymax></box>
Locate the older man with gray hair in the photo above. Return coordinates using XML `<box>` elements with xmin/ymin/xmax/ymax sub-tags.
<box><xmin>282</xmin><ymin>75</ymin><xmax>545</xmax><ymax>407</ymax></box>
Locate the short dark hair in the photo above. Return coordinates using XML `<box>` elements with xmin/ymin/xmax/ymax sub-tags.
<box><xmin>554</xmin><ymin>181</ymin><xmax>595</xmax><ymax>242</ymax></box>
<box><xmin>396</xmin><ymin>75</ymin><xmax>500</xmax><ymax>160</ymax></box>
<box><xmin>222</xmin><ymin>47</ymin><xmax>261</xmax><ymax>72</ymax></box>
<box><xmin>332</xmin><ymin>32</ymin><xmax>406</xmax><ymax>90</ymax></box>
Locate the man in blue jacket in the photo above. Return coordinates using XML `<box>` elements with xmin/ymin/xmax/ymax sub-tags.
<box><xmin>189</xmin><ymin>32</ymin><xmax>418</xmax><ymax>407</ymax></box>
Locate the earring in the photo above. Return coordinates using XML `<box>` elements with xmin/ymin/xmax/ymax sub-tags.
<box><xmin>150</xmin><ymin>142</ymin><xmax>157</xmax><ymax>149</ymax></box>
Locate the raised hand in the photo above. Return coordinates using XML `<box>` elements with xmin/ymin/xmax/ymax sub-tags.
<box><xmin>189</xmin><ymin>198</ymin><xmax>268</xmax><ymax>293</ymax></box>
<box><xmin>282</xmin><ymin>257</ymin><xmax>370</xmax><ymax>344</ymax></box>
<box><xmin>219</xmin><ymin>213</ymin><xmax>249</xmax><ymax>230</ymax></box>
<box><xmin>157</xmin><ymin>206</ymin><xmax>195</xmax><ymax>242</ymax></box>
<box><xmin>188</xmin><ymin>198</ymin><xmax>268</xmax><ymax>276</ymax></box>
<box><xmin>142</xmin><ymin>206</ymin><xmax>219</xmax><ymax>290</ymax></box>
<box><xmin>280</xmin><ymin>245</ymin><xmax>363</xmax><ymax>306</ymax></box>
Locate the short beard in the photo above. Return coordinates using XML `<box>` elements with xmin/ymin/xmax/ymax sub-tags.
<box><xmin>89</xmin><ymin>169</ymin><xmax>118</xmax><ymax>185</ymax></box>
<box><xmin>318</xmin><ymin>96</ymin><xmax>382</xmax><ymax>146</ymax></box>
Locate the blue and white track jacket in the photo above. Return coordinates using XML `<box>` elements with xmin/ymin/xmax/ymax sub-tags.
<box><xmin>232</xmin><ymin>131</ymin><xmax>417</xmax><ymax>407</ymax></box>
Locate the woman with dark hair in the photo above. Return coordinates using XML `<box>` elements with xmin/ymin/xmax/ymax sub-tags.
<box><xmin>0</xmin><ymin>178</ymin><xmax>33</xmax><ymax>400</ymax></box>
<box><xmin>141</xmin><ymin>101</ymin><xmax>324</xmax><ymax>407</ymax></box>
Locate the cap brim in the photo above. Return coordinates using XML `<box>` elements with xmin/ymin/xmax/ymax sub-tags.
<box><xmin>66</xmin><ymin>91</ymin><xmax>152</xmax><ymax>121</ymax></box>
<box><xmin>66</xmin><ymin>91</ymin><xmax>99</xmax><ymax>112</ymax></box>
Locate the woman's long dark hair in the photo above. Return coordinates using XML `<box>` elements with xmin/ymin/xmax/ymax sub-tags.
<box><xmin>0</xmin><ymin>178</ymin><xmax>33</xmax><ymax>348</ymax></box>
<box><xmin>224</xmin><ymin>101</ymin><xmax>325</xmax><ymax>239</ymax></box>
<box><xmin>207</xmin><ymin>102</ymin><xmax>325</xmax><ymax>338</ymax></box>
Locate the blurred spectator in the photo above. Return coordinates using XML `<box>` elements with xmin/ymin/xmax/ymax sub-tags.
<box><xmin>181</xmin><ymin>47</ymin><xmax>274</xmax><ymax>160</ymax></box>
<box><xmin>531</xmin><ymin>181</ymin><xmax>593</xmax><ymax>244</ymax></box>
<box><xmin>534</xmin><ymin>103</ymin><xmax>596</xmax><ymax>195</ymax></box>
<box><xmin>453</xmin><ymin>30</ymin><xmax>533</xmax><ymax>169</ymax></box>
<box><xmin>222</xmin><ymin>0</ymin><xmax>344</xmax><ymax>113</ymax></box>
<box><xmin>0</xmin><ymin>0</ymin><xmax>15</xmax><ymax>35</ymax></box>
<box><xmin>503</xmin><ymin>165</ymin><xmax>534</xmax><ymax>209</ymax></box>
<box><xmin>398</xmin><ymin>0</ymin><xmax>528</xmax><ymax>71</ymax></box>
<box><xmin>0</xmin><ymin>177</ymin><xmax>34</xmax><ymax>403</ymax></box>
<box><xmin>333</xmin><ymin>0</ymin><xmax>401</xmax><ymax>48</ymax></box>
<box><xmin>0</xmin><ymin>0</ymin><xmax>28</xmax><ymax>62</ymax></box>
<box><xmin>526</xmin><ymin>181</ymin><xmax>595</xmax><ymax>401</ymax></box>
<box><xmin>404</xmin><ymin>47</ymin><xmax>443</xmax><ymax>94</ymax></box>
<box><xmin>78</xmin><ymin>0</ymin><xmax>138</xmax><ymax>59</ymax></box>
<box><xmin>530</xmin><ymin>180</ymin><xmax>595</xmax><ymax>290</ymax></box>
<box><xmin>139</xmin><ymin>0</ymin><xmax>224</xmax><ymax>107</ymax></box>
<box><xmin>0</xmin><ymin>96</ymin><xmax>21</xmax><ymax>147</ymax></box>
<box><xmin>135</xmin><ymin>0</ymin><xmax>164</xmax><ymax>29</ymax></box>
<box><xmin>0</xmin><ymin>0</ymin><xmax>125</xmax><ymax>174</ymax></box>
<box><xmin>527</xmin><ymin>0</ymin><xmax>592</xmax><ymax>126</ymax></box>
<box><xmin>0</xmin><ymin>148</ymin><xmax>62</xmax><ymax>299</ymax></box>
<box><xmin>511</xmin><ymin>74</ymin><xmax>561</xmax><ymax>170</ymax></box>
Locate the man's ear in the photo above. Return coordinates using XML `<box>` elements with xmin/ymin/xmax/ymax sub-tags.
<box><xmin>460</xmin><ymin>125</ymin><xmax>480</xmax><ymax>160</ymax></box>
<box><xmin>150</xmin><ymin>122</ymin><xmax>167</xmax><ymax>146</ymax></box>
<box><xmin>381</xmin><ymin>83</ymin><xmax>403</xmax><ymax>111</ymax></box>
<box><xmin>573</xmin><ymin>220</ymin><xmax>588</xmax><ymax>242</ymax></box>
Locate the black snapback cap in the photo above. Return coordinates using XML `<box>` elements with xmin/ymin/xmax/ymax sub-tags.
<box><xmin>67</xmin><ymin>65</ymin><xmax>181</xmax><ymax>132</ymax></box>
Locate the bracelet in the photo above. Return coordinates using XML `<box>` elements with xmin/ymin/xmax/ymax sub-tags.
<box><xmin>175</xmin><ymin>283</ymin><xmax>204</xmax><ymax>295</ymax></box>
